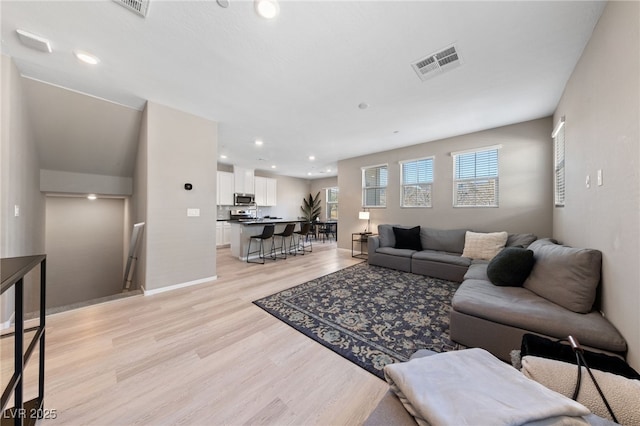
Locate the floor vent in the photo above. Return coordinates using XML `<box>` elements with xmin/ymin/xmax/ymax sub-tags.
<box><xmin>411</xmin><ymin>44</ymin><xmax>462</xmax><ymax>82</ymax></box>
<box><xmin>113</xmin><ymin>0</ymin><xmax>150</xmax><ymax>17</ymax></box>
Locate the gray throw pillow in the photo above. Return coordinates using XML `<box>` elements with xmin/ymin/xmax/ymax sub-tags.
<box><xmin>393</xmin><ymin>226</ymin><xmax>422</xmax><ymax>251</ymax></box>
<box><xmin>378</xmin><ymin>224</ymin><xmax>401</xmax><ymax>248</ymax></box>
<box><xmin>523</xmin><ymin>239</ymin><xmax>602</xmax><ymax>313</ymax></box>
<box><xmin>506</xmin><ymin>233</ymin><xmax>538</xmax><ymax>248</ymax></box>
<box><xmin>486</xmin><ymin>247</ymin><xmax>535</xmax><ymax>287</ymax></box>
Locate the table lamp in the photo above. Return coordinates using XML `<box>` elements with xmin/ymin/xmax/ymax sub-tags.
<box><xmin>359</xmin><ymin>211</ymin><xmax>370</xmax><ymax>233</ymax></box>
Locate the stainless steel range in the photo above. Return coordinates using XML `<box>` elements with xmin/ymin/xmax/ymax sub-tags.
<box><xmin>230</xmin><ymin>209</ymin><xmax>256</xmax><ymax>221</ymax></box>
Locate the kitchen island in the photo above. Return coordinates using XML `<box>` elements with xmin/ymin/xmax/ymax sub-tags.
<box><xmin>229</xmin><ymin>219</ymin><xmax>305</xmax><ymax>261</ymax></box>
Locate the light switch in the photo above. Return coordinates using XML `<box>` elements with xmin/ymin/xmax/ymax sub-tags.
<box><xmin>187</xmin><ymin>208</ymin><xmax>200</xmax><ymax>217</ymax></box>
<box><xmin>14</xmin><ymin>205</ymin><xmax>19</xmax><ymax>217</ymax></box>
<box><xmin>585</xmin><ymin>175</ymin><xmax>590</xmax><ymax>189</ymax></box>
<box><xmin>597</xmin><ymin>169</ymin><xmax>603</xmax><ymax>186</ymax></box>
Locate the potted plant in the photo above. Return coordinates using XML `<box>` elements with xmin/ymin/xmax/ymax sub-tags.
<box><xmin>301</xmin><ymin>191</ymin><xmax>322</xmax><ymax>222</ymax></box>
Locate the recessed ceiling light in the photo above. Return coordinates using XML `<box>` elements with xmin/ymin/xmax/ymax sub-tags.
<box><xmin>308</xmin><ymin>155</ymin><xmax>315</xmax><ymax>161</ymax></box>
<box><xmin>217</xmin><ymin>0</ymin><xmax>230</xmax><ymax>8</ymax></box>
<box><xmin>271</xmin><ymin>165</ymin><xmax>276</xmax><ymax>169</ymax></box>
<box><xmin>327</xmin><ymin>168</ymin><xmax>332</xmax><ymax>172</ymax></box>
<box><xmin>307</xmin><ymin>172</ymin><xmax>312</xmax><ymax>176</ymax></box>
<box><xmin>220</xmin><ymin>154</ymin><xmax>227</xmax><ymax>159</ymax></box>
<box><xmin>74</xmin><ymin>50</ymin><xmax>100</xmax><ymax>65</ymax></box>
<box><xmin>87</xmin><ymin>194</ymin><xmax>97</xmax><ymax>200</ymax></box>
<box><xmin>255</xmin><ymin>139</ymin><xmax>263</xmax><ymax>146</ymax></box>
<box><xmin>393</xmin><ymin>130</ymin><xmax>399</xmax><ymax>134</ymax></box>
<box><xmin>255</xmin><ymin>0</ymin><xmax>279</xmax><ymax>19</ymax></box>
<box><xmin>358</xmin><ymin>102</ymin><xmax>369</xmax><ymax>110</ymax></box>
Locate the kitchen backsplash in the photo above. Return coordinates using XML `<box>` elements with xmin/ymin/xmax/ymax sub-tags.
<box><xmin>217</xmin><ymin>205</ymin><xmax>272</xmax><ymax>220</ymax></box>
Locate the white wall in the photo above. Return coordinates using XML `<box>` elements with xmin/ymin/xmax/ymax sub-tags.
<box><xmin>141</xmin><ymin>102</ymin><xmax>217</xmax><ymax>292</ymax></box>
<box><xmin>337</xmin><ymin>117</ymin><xmax>553</xmax><ymax>249</ymax></box>
<box><xmin>45</xmin><ymin>197</ymin><xmax>124</xmax><ymax>308</ymax></box>
<box><xmin>132</xmin><ymin>106</ymin><xmax>148</xmax><ymax>290</ymax></box>
<box><xmin>1</xmin><ymin>55</ymin><xmax>46</xmax><ymax>324</ymax></box>
<box><xmin>552</xmin><ymin>1</ymin><xmax>640</xmax><ymax>369</ymax></box>
<box><xmin>40</xmin><ymin>169</ymin><xmax>133</xmax><ymax>196</ymax></box>
<box><xmin>255</xmin><ymin>170</ymin><xmax>311</xmax><ymax>219</ymax></box>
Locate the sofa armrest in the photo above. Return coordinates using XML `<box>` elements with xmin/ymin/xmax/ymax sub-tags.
<box><xmin>368</xmin><ymin>235</ymin><xmax>381</xmax><ymax>253</ymax></box>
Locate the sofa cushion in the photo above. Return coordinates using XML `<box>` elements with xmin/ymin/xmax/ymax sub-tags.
<box><xmin>452</xmin><ymin>279</ymin><xmax>627</xmax><ymax>353</ymax></box>
<box><xmin>393</xmin><ymin>226</ymin><xmax>422</xmax><ymax>251</ymax></box>
<box><xmin>376</xmin><ymin>247</ymin><xmax>417</xmax><ymax>257</ymax></box>
<box><xmin>486</xmin><ymin>247</ymin><xmax>535</xmax><ymax>287</ymax></box>
<box><xmin>506</xmin><ymin>233</ymin><xmax>538</xmax><ymax>248</ymax></box>
<box><xmin>412</xmin><ymin>250</ymin><xmax>472</xmax><ymax>267</ymax></box>
<box><xmin>420</xmin><ymin>228</ymin><xmax>468</xmax><ymax>253</ymax></box>
<box><xmin>464</xmin><ymin>263</ymin><xmax>488</xmax><ymax>280</ymax></box>
<box><xmin>461</xmin><ymin>231</ymin><xmax>508</xmax><ymax>261</ymax></box>
<box><xmin>523</xmin><ymin>239</ymin><xmax>602</xmax><ymax>314</ymax></box>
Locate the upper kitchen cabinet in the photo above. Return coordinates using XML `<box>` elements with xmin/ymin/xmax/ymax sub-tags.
<box><xmin>255</xmin><ymin>176</ymin><xmax>277</xmax><ymax>206</ymax></box>
<box><xmin>234</xmin><ymin>166</ymin><xmax>254</xmax><ymax>194</ymax></box>
<box><xmin>217</xmin><ymin>171</ymin><xmax>234</xmax><ymax>205</ymax></box>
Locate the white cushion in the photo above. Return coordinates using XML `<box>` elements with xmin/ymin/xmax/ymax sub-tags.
<box><xmin>522</xmin><ymin>355</ymin><xmax>640</xmax><ymax>424</ymax></box>
<box><xmin>462</xmin><ymin>231</ymin><xmax>508</xmax><ymax>260</ymax></box>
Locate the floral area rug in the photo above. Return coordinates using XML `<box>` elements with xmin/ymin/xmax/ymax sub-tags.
<box><xmin>253</xmin><ymin>262</ymin><xmax>461</xmax><ymax>379</ymax></box>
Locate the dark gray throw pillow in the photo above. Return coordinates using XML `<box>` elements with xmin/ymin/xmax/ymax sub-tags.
<box><xmin>393</xmin><ymin>226</ymin><xmax>422</xmax><ymax>251</ymax></box>
<box><xmin>486</xmin><ymin>247</ymin><xmax>535</xmax><ymax>287</ymax></box>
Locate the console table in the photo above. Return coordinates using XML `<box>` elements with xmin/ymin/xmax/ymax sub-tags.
<box><xmin>1</xmin><ymin>255</ymin><xmax>46</xmax><ymax>426</ymax></box>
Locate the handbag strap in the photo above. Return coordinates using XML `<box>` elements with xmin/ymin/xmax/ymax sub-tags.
<box><xmin>568</xmin><ymin>336</ymin><xmax>618</xmax><ymax>423</ymax></box>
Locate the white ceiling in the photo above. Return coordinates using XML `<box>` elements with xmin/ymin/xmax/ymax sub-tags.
<box><xmin>1</xmin><ymin>0</ymin><xmax>606</xmax><ymax>179</ymax></box>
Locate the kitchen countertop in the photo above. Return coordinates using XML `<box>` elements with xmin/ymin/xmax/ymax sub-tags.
<box><xmin>230</xmin><ymin>218</ymin><xmax>305</xmax><ymax>225</ymax></box>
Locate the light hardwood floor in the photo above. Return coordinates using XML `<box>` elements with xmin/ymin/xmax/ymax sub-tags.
<box><xmin>5</xmin><ymin>242</ymin><xmax>389</xmax><ymax>425</ymax></box>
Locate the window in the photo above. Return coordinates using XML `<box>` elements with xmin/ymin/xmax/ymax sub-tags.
<box><xmin>362</xmin><ymin>165</ymin><xmax>388</xmax><ymax>207</ymax></box>
<box><xmin>553</xmin><ymin>118</ymin><xmax>565</xmax><ymax>207</ymax></box>
<box><xmin>401</xmin><ymin>157</ymin><xmax>434</xmax><ymax>207</ymax></box>
<box><xmin>326</xmin><ymin>187</ymin><xmax>338</xmax><ymax>220</ymax></box>
<box><xmin>452</xmin><ymin>146</ymin><xmax>500</xmax><ymax>207</ymax></box>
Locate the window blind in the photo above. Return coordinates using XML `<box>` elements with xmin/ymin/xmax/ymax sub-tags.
<box><xmin>326</xmin><ymin>187</ymin><xmax>339</xmax><ymax>220</ymax></box>
<box><xmin>401</xmin><ymin>157</ymin><xmax>434</xmax><ymax>207</ymax></box>
<box><xmin>453</xmin><ymin>148</ymin><xmax>499</xmax><ymax>207</ymax></box>
<box><xmin>362</xmin><ymin>165</ymin><xmax>388</xmax><ymax>207</ymax></box>
<box><xmin>553</xmin><ymin>119</ymin><xmax>566</xmax><ymax>207</ymax></box>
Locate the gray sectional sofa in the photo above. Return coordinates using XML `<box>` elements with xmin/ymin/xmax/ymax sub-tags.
<box><xmin>367</xmin><ymin>225</ymin><xmax>628</xmax><ymax>361</ymax></box>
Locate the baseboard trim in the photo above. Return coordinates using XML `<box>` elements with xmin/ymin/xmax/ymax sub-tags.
<box><xmin>142</xmin><ymin>275</ymin><xmax>217</xmax><ymax>296</ymax></box>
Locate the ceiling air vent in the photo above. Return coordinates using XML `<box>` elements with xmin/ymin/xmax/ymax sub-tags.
<box><xmin>113</xmin><ymin>0</ymin><xmax>150</xmax><ymax>17</ymax></box>
<box><xmin>411</xmin><ymin>44</ymin><xmax>462</xmax><ymax>82</ymax></box>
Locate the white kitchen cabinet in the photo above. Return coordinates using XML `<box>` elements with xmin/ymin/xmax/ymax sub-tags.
<box><xmin>217</xmin><ymin>171</ymin><xmax>234</xmax><ymax>206</ymax></box>
<box><xmin>216</xmin><ymin>221</ymin><xmax>231</xmax><ymax>247</ymax></box>
<box><xmin>254</xmin><ymin>176</ymin><xmax>267</xmax><ymax>206</ymax></box>
<box><xmin>266</xmin><ymin>177</ymin><xmax>277</xmax><ymax>206</ymax></box>
<box><xmin>255</xmin><ymin>176</ymin><xmax>277</xmax><ymax>206</ymax></box>
<box><xmin>233</xmin><ymin>166</ymin><xmax>254</xmax><ymax>194</ymax></box>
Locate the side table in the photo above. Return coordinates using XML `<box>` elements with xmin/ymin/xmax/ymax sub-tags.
<box><xmin>352</xmin><ymin>232</ymin><xmax>375</xmax><ymax>259</ymax></box>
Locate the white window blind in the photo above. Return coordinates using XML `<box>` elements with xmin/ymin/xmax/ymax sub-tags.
<box><xmin>553</xmin><ymin>118</ymin><xmax>566</xmax><ymax>207</ymax></box>
<box><xmin>401</xmin><ymin>157</ymin><xmax>434</xmax><ymax>207</ymax></box>
<box><xmin>362</xmin><ymin>165</ymin><xmax>388</xmax><ymax>207</ymax></box>
<box><xmin>453</xmin><ymin>147</ymin><xmax>499</xmax><ymax>207</ymax></box>
<box><xmin>326</xmin><ymin>187</ymin><xmax>339</xmax><ymax>220</ymax></box>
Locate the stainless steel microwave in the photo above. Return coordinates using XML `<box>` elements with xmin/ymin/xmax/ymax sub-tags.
<box><xmin>234</xmin><ymin>193</ymin><xmax>255</xmax><ymax>205</ymax></box>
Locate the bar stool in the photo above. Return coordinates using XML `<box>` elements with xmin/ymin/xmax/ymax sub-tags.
<box><xmin>247</xmin><ymin>224</ymin><xmax>276</xmax><ymax>264</ymax></box>
<box><xmin>274</xmin><ymin>223</ymin><xmax>296</xmax><ymax>259</ymax></box>
<box><xmin>294</xmin><ymin>222</ymin><xmax>313</xmax><ymax>254</ymax></box>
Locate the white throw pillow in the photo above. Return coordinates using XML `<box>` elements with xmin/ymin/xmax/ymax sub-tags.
<box><xmin>462</xmin><ymin>231</ymin><xmax>508</xmax><ymax>260</ymax></box>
